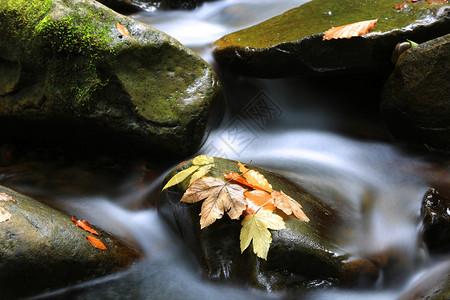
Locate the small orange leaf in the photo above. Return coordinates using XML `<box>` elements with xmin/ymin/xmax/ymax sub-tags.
<box><xmin>238</xmin><ymin>162</ymin><xmax>273</xmax><ymax>193</ymax></box>
<box><xmin>72</xmin><ymin>216</ymin><xmax>99</xmax><ymax>235</ymax></box>
<box><xmin>0</xmin><ymin>207</ymin><xmax>12</xmax><ymax>223</ymax></box>
<box><xmin>245</xmin><ymin>190</ymin><xmax>276</xmax><ymax>213</ymax></box>
<box><xmin>0</xmin><ymin>192</ymin><xmax>15</xmax><ymax>202</ymax></box>
<box><xmin>323</xmin><ymin>18</ymin><xmax>379</xmax><ymax>40</ymax></box>
<box><xmin>87</xmin><ymin>236</ymin><xmax>107</xmax><ymax>250</ymax></box>
<box><xmin>223</xmin><ymin>172</ymin><xmax>260</xmax><ymax>190</ymax></box>
<box><xmin>394</xmin><ymin>3</ymin><xmax>408</xmax><ymax>9</ymax></box>
<box><xmin>116</xmin><ymin>22</ymin><xmax>130</xmax><ymax>38</ymax></box>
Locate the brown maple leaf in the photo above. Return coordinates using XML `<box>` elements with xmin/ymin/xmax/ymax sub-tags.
<box><xmin>86</xmin><ymin>236</ymin><xmax>107</xmax><ymax>250</ymax></box>
<box><xmin>323</xmin><ymin>18</ymin><xmax>379</xmax><ymax>40</ymax></box>
<box><xmin>271</xmin><ymin>191</ymin><xmax>309</xmax><ymax>222</ymax></box>
<box><xmin>72</xmin><ymin>216</ymin><xmax>99</xmax><ymax>235</ymax></box>
<box><xmin>181</xmin><ymin>177</ymin><xmax>247</xmax><ymax>229</ymax></box>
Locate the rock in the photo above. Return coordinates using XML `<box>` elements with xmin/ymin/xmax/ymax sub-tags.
<box><xmin>158</xmin><ymin>157</ymin><xmax>381</xmax><ymax>291</ymax></box>
<box><xmin>213</xmin><ymin>0</ymin><xmax>450</xmax><ymax>77</ymax></box>
<box><xmin>420</xmin><ymin>188</ymin><xmax>450</xmax><ymax>254</ymax></box>
<box><xmin>0</xmin><ymin>0</ymin><xmax>223</xmax><ymax>157</ymax></box>
<box><xmin>0</xmin><ymin>185</ymin><xmax>140</xmax><ymax>298</ymax></box>
<box><xmin>381</xmin><ymin>33</ymin><xmax>450</xmax><ymax>153</ymax></box>
<box><xmin>98</xmin><ymin>0</ymin><xmax>215</xmax><ymax>12</ymax></box>
<box><xmin>397</xmin><ymin>259</ymin><xmax>450</xmax><ymax>300</ymax></box>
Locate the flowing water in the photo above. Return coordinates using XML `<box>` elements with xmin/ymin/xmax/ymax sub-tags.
<box><xmin>1</xmin><ymin>0</ymin><xmax>449</xmax><ymax>299</ymax></box>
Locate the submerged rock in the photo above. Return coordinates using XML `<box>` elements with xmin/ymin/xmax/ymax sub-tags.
<box><xmin>0</xmin><ymin>185</ymin><xmax>140</xmax><ymax>298</ymax></box>
<box><xmin>0</xmin><ymin>0</ymin><xmax>222</xmax><ymax>156</ymax></box>
<box><xmin>158</xmin><ymin>157</ymin><xmax>381</xmax><ymax>292</ymax></box>
<box><xmin>381</xmin><ymin>33</ymin><xmax>450</xmax><ymax>153</ymax></box>
<box><xmin>213</xmin><ymin>0</ymin><xmax>450</xmax><ymax>77</ymax></box>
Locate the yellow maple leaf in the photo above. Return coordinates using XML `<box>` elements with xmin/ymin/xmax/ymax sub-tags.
<box><xmin>238</xmin><ymin>162</ymin><xmax>273</xmax><ymax>193</ymax></box>
<box><xmin>271</xmin><ymin>191</ymin><xmax>310</xmax><ymax>222</ymax></box>
<box><xmin>192</xmin><ymin>155</ymin><xmax>214</xmax><ymax>166</ymax></box>
<box><xmin>240</xmin><ymin>209</ymin><xmax>285</xmax><ymax>260</ymax></box>
<box><xmin>323</xmin><ymin>18</ymin><xmax>379</xmax><ymax>40</ymax></box>
<box><xmin>162</xmin><ymin>155</ymin><xmax>215</xmax><ymax>190</ymax></box>
<box><xmin>181</xmin><ymin>177</ymin><xmax>247</xmax><ymax>228</ymax></box>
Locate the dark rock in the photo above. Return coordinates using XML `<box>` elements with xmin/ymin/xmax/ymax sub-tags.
<box><xmin>213</xmin><ymin>0</ymin><xmax>450</xmax><ymax>77</ymax></box>
<box><xmin>158</xmin><ymin>157</ymin><xmax>381</xmax><ymax>292</ymax></box>
<box><xmin>0</xmin><ymin>0</ymin><xmax>223</xmax><ymax>157</ymax></box>
<box><xmin>381</xmin><ymin>33</ymin><xmax>450</xmax><ymax>153</ymax></box>
<box><xmin>421</xmin><ymin>188</ymin><xmax>450</xmax><ymax>254</ymax></box>
<box><xmin>98</xmin><ymin>0</ymin><xmax>214</xmax><ymax>13</ymax></box>
<box><xmin>0</xmin><ymin>185</ymin><xmax>140</xmax><ymax>298</ymax></box>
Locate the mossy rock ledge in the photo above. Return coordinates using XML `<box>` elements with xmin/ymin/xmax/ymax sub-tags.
<box><xmin>0</xmin><ymin>185</ymin><xmax>140</xmax><ymax>299</ymax></box>
<box><xmin>213</xmin><ymin>0</ymin><xmax>450</xmax><ymax>77</ymax></box>
<box><xmin>0</xmin><ymin>0</ymin><xmax>223</xmax><ymax>156</ymax></box>
<box><xmin>158</xmin><ymin>157</ymin><xmax>385</xmax><ymax>292</ymax></box>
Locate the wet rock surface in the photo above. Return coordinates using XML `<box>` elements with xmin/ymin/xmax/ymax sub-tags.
<box><xmin>158</xmin><ymin>157</ymin><xmax>383</xmax><ymax>292</ymax></box>
<box><xmin>0</xmin><ymin>0</ymin><xmax>223</xmax><ymax>157</ymax></box>
<box><xmin>381</xmin><ymin>33</ymin><xmax>450</xmax><ymax>153</ymax></box>
<box><xmin>0</xmin><ymin>185</ymin><xmax>140</xmax><ymax>299</ymax></box>
<box><xmin>213</xmin><ymin>0</ymin><xmax>450</xmax><ymax>77</ymax></box>
<box><xmin>98</xmin><ymin>0</ymin><xmax>215</xmax><ymax>12</ymax></box>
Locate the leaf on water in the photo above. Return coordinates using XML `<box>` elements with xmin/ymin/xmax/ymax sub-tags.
<box><xmin>238</xmin><ymin>162</ymin><xmax>273</xmax><ymax>193</ymax></box>
<box><xmin>0</xmin><ymin>192</ymin><xmax>15</xmax><ymax>202</ymax></box>
<box><xmin>0</xmin><ymin>207</ymin><xmax>12</xmax><ymax>223</ymax></box>
<box><xmin>72</xmin><ymin>216</ymin><xmax>99</xmax><ymax>235</ymax></box>
<box><xmin>323</xmin><ymin>18</ymin><xmax>379</xmax><ymax>40</ymax></box>
<box><xmin>271</xmin><ymin>191</ymin><xmax>310</xmax><ymax>222</ymax></box>
<box><xmin>116</xmin><ymin>22</ymin><xmax>130</xmax><ymax>38</ymax></box>
<box><xmin>87</xmin><ymin>236</ymin><xmax>107</xmax><ymax>250</ymax></box>
<box><xmin>193</xmin><ymin>155</ymin><xmax>214</xmax><ymax>166</ymax></box>
<box><xmin>163</xmin><ymin>165</ymin><xmax>199</xmax><ymax>190</ymax></box>
<box><xmin>181</xmin><ymin>177</ymin><xmax>247</xmax><ymax>228</ymax></box>
<box><xmin>240</xmin><ymin>209</ymin><xmax>285</xmax><ymax>260</ymax></box>
<box><xmin>245</xmin><ymin>190</ymin><xmax>276</xmax><ymax>213</ymax></box>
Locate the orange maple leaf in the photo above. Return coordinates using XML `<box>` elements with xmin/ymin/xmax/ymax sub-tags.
<box><xmin>271</xmin><ymin>191</ymin><xmax>309</xmax><ymax>222</ymax></box>
<box><xmin>116</xmin><ymin>22</ymin><xmax>130</xmax><ymax>38</ymax></box>
<box><xmin>0</xmin><ymin>192</ymin><xmax>15</xmax><ymax>202</ymax></box>
<box><xmin>86</xmin><ymin>236</ymin><xmax>107</xmax><ymax>250</ymax></box>
<box><xmin>238</xmin><ymin>162</ymin><xmax>273</xmax><ymax>193</ymax></box>
<box><xmin>72</xmin><ymin>216</ymin><xmax>99</xmax><ymax>235</ymax></box>
<box><xmin>323</xmin><ymin>18</ymin><xmax>379</xmax><ymax>40</ymax></box>
<box><xmin>244</xmin><ymin>190</ymin><xmax>276</xmax><ymax>213</ymax></box>
<box><xmin>223</xmin><ymin>172</ymin><xmax>261</xmax><ymax>190</ymax></box>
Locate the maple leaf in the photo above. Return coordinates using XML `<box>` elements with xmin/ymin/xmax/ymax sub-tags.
<box><xmin>0</xmin><ymin>192</ymin><xmax>15</xmax><ymax>202</ymax></box>
<box><xmin>244</xmin><ymin>190</ymin><xmax>276</xmax><ymax>213</ymax></box>
<box><xmin>72</xmin><ymin>216</ymin><xmax>99</xmax><ymax>235</ymax></box>
<box><xmin>181</xmin><ymin>177</ymin><xmax>247</xmax><ymax>229</ymax></box>
<box><xmin>86</xmin><ymin>236</ymin><xmax>107</xmax><ymax>250</ymax></box>
<box><xmin>240</xmin><ymin>209</ymin><xmax>285</xmax><ymax>260</ymax></box>
<box><xmin>223</xmin><ymin>171</ymin><xmax>260</xmax><ymax>190</ymax></box>
<box><xmin>238</xmin><ymin>162</ymin><xmax>273</xmax><ymax>192</ymax></box>
<box><xmin>163</xmin><ymin>155</ymin><xmax>215</xmax><ymax>190</ymax></box>
<box><xmin>116</xmin><ymin>23</ymin><xmax>130</xmax><ymax>38</ymax></box>
<box><xmin>0</xmin><ymin>207</ymin><xmax>12</xmax><ymax>223</ymax></box>
<box><xmin>323</xmin><ymin>18</ymin><xmax>378</xmax><ymax>40</ymax></box>
<box><xmin>271</xmin><ymin>191</ymin><xmax>310</xmax><ymax>222</ymax></box>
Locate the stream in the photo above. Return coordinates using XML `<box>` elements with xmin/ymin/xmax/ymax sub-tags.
<box><xmin>1</xmin><ymin>0</ymin><xmax>449</xmax><ymax>299</ymax></box>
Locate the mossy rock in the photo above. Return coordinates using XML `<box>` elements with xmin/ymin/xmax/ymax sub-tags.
<box><xmin>381</xmin><ymin>33</ymin><xmax>450</xmax><ymax>153</ymax></box>
<box><xmin>213</xmin><ymin>0</ymin><xmax>450</xmax><ymax>77</ymax></box>
<box><xmin>0</xmin><ymin>185</ymin><xmax>140</xmax><ymax>298</ymax></box>
<box><xmin>0</xmin><ymin>0</ymin><xmax>223</xmax><ymax>156</ymax></box>
<box><xmin>158</xmin><ymin>157</ymin><xmax>380</xmax><ymax>292</ymax></box>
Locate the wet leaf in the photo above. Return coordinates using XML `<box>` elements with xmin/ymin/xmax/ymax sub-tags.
<box><xmin>238</xmin><ymin>162</ymin><xmax>273</xmax><ymax>192</ymax></box>
<box><xmin>193</xmin><ymin>155</ymin><xmax>214</xmax><ymax>166</ymax></box>
<box><xmin>116</xmin><ymin>22</ymin><xmax>129</xmax><ymax>38</ymax></box>
<box><xmin>0</xmin><ymin>207</ymin><xmax>12</xmax><ymax>223</ymax></box>
<box><xmin>163</xmin><ymin>155</ymin><xmax>215</xmax><ymax>190</ymax></box>
<box><xmin>323</xmin><ymin>18</ymin><xmax>378</xmax><ymax>40</ymax></box>
<box><xmin>87</xmin><ymin>236</ymin><xmax>107</xmax><ymax>250</ymax></box>
<box><xmin>0</xmin><ymin>192</ymin><xmax>15</xmax><ymax>202</ymax></box>
<box><xmin>163</xmin><ymin>165</ymin><xmax>199</xmax><ymax>190</ymax></box>
<box><xmin>271</xmin><ymin>191</ymin><xmax>310</xmax><ymax>222</ymax></box>
<box><xmin>181</xmin><ymin>177</ymin><xmax>247</xmax><ymax>228</ymax></box>
<box><xmin>189</xmin><ymin>164</ymin><xmax>213</xmax><ymax>185</ymax></box>
<box><xmin>223</xmin><ymin>171</ymin><xmax>260</xmax><ymax>190</ymax></box>
<box><xmin>245</xmin><ymin>190</ymin><xmax>276</xmax><ymax>213</ymax></box>
<box><xmin>72</xmin><ymin>216</ymin><xmax>99</xmax><ymax>235</ymax></box>
<box><xmin>240</xmin><ymin>209</ymin><xmax>285</xmax><ymax>260</ymax></box>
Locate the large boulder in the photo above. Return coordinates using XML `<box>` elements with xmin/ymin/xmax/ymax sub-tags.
<box><xmin>0</xmin><ymin>0</ymin><xmax>223</xmax><ymax>156</ymax></box>
<box><xmin>158</xmin><ymin>157</ymin><xmax>385</xmax><ymax>292</ymax></box>
<box><xmin>381</xmin><ymin>33</ymin><xmax>450</xmax><ymax>153</ymax></box>
<box><xmin>98</xmin><ymin>0</ymin><xmax>215</xmax><ymax>12</ymax></box>
<box><xmin>213</xmin><ymin>0</ymin><xmax>450</xmax><ymax>77</ymax></box>
<box><xmin>0</xmin><ymin>185</ymin><xmax>140</xmax><ymax>298</ymax></box>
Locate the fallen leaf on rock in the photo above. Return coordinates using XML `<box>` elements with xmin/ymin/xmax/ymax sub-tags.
<box><xmin>72</xmin><ymin>216</ymin><xmax>99</xmax><ymax>235</ymax></box>
<box><xmin>238</xmin><ymin>162</ymin><xmax>273</xmax><ymax>192</ymax></box>
<box><xmin>271</xmin><ymin>191</ymin><xmax>310</xmax><ymax>222</ymax></box>
<box><xmin>245</xmin><ymin>190</ymin><xmax>276</xmax><ymax>213</ymax></box>
<box><xmin>116</xmin><ymin>22</ymin><xmax>130</xmax><ymax>38</ymax></box>
<box><xmin>0</xmin><ymin>207</ymin><xmax>12</xmax><ymax>223</ymax></box>
<box><xmin>181</xmin><ymin>177</ymin><xmax>247</xmax><ymax>228</ymax></box>
<box><xmin>87</xmin><ymin>236</ymin><xmax>107</xmax><ymax>250</ymax></box>
<box><xmin>0</xmin><ymin>192</ymin><xmax>15</xmax><ymax>202</ymax></box>
<box><xmin>163</xmin><ymin>155</ymin><xmax>215</xmax><ymax>190</ymax></box>
<box><xmin>323</xmin><ymin>18</ymin><xmax>379</xmax><ymax>40</ymax></box>
<box><xmin>240</xmin><ymin>209</ymin><xmax>285</xmax><ymax>260</ymax></box>
<box><xmin>394</xmin><ymin>3</ymin><xmax>408</xmax><ymax>9</ymax></box>
<box><xmin>223</xmin><ymin>171</ymin><xmax>260</xmax><ymax>190</ymax></box>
